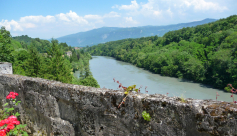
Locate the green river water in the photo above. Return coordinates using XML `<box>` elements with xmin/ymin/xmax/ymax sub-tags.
<box><xmin>74</xmin><ymin>56</ymin><xmax>234</xmax><ymax>102</ymax></box>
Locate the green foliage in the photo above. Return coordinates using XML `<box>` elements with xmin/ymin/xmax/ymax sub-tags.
<box><xmin>10</xmin><ymin>40</ymin><xmax>22</xmax><ymax>50</ymax></box>
<box><xmin>180</xmin><ymin>93</ymin><xmax>186</xmax><ymax>103</ymax></box>
<box><xmin>12</xmin><ymin>35</ymin><xmax>32</xmax><ymax>45</ymax></box>
<box><xmin>0</xmin><ymin>28</ymin><xmax>99</xmax><ymax>88</ymax></box>
<box><xmin>124</xmin><ymin>85</ymin><xmax>139</xmax><ymax>95</ymax></box>
<box><xmin>12</xmin><ymin>48</ymin><xmax>29</xmax><ymax>75</ymax></box>
<box><xmin>75</xmin><ymin>76</ymin><xmax>100</xmax><ymax>88</ymax></box>
<box><xmin>72</xmin><ymin>64</ymin><xmax>100</xmax><ymax>88</ymax></box>
<box><xmin>0</xmin><ymin>26</ymin><xmax>14</xmax><ymax>62</ymax></box>
<box><xmin>13</xmin><ymin>35</ymin><xmax>53</xmax><ymax>53</ymax></box>
<box><xmin>45</xmin><ymin>39</ymin><xmax>73</xmax><ymax>83</ymax></box>
<box><xmin>224</xmin><ymin>86</ymin><xmax>232</xmax><ymax>92</ymax></box>
<box><xmin>86</xmin><ymin>15</ymin><xmax>237</xmax><ymax>90</ymax></box>
<box><xmin>142</xmin><ymin>111</ymin><xmax>151</xmax><ymax>121</ymax></box>
<box><xmin>9</xmin><ymin>124</ymin><xmax>28</xmax><ymax>136</ymax></box>
<box><xmin>25</xmin><ymin>46</ymin><xmax>41</xmax><ymax>77</ymax></box>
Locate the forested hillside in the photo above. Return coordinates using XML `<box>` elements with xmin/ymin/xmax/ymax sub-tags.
<box><xmin>13</xmin><ymin>35</ymin><xmax>74</xmax><ymax>53</ymax></box>
<box><xmin>12</xmin><ymin>35</ymin><xmax>33</xmax><ymax>47</ymax></box>
<box><xmin>57</xmin><ymin>18</ymin><xmax>216</xmax><ymax>47</ymax></box>
<box><xmin>86</xmin><ymin>15</ymin><xmax>237</xmax><ymax>90</ymax></box>
<box><xmin>0</xmin><ymin>27</ymin><xmax>100</xmax><ymax>88</ymax></box>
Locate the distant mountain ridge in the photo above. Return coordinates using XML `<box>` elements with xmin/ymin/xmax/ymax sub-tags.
<box><xmin>57</xmin><ymin>18</ymin><xmax>217</xmax><ymax>47</ymax></box>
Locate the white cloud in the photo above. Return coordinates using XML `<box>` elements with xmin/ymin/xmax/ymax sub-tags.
<box><xmin>113</xmin><ymin>0</ymin><xmax>227</xmax><ymax>19</ymax></box>
<box><xmin>166</xmin><ymin>8</ymin><xmax>173</xmax><ymax>17</ymax></box>
<box><xmin>84</xmin><ymin>14</ymin><xmax>104</xmax><ymax>24</ymax></box>
<box><xmin>83</xmin><ymin>12</ymin><xmax>121</xmax><ymax>24</ymax></box>
<box><xmin>118</xmin><ymin>0</ymin><xmax>163</xmax><ymax>18</ymax></box>
<box><xmin>112</xmin><ymin>0</ymin><xmax>139</xmax><ymax>10</ymax></box>
<box><xmin>140</xmin><ymin>0</ymin><xmax>163</xmax><ymax>17</ymax></box>
<box><xmin>61</xmin><ymin>10</ymin><xmax>88</xmax><ymax>24</ymax></box>
<box><xmin>84</xmin><ymin>15</ymin><xmax>102</xmax><ymax>20</ymax></box>
<box><xmin>181</xmin><ymin>0</ymin><xmax>228</xmax><ymax>11</ymax></box>
<box><xmin>141</xmin><ymin>0</ymin><xmax>154</xmax><ymax>11</ymax></box>
<box><xmin>56</xmin><ymin>13</ymin><xmax>70</xmax><ymax>22</ymax></box>
<box><xmin>125</xmin><ymin>17</ymin><xmax>138</xmax><ymax>24</ymax></box>
<box><xmin>21</xmin><ymin>23</ymin><xmax>37</xmax><ymax>28</ymax></box>
<box><xmin>0</xmin><ymin>10</ymin><xmax>121</xmax><ymax>33</ymax></box>
<box><xmin>0</xmin><ymin>10</ymin><xmax>90</xmax><ymax>32</ymax></box>
<box><xmin>55</xmin><ymin>10</ymin><xmax>88</xmax><ymax>25</ymax></box>
<box><xmin>103</xmin><ymin>11</ymin><xmax>120</xmax><ymax>18</ymax></box>
<box><xmin>153</xmin><ymin>10</ymin><xmax>162</xmax><ymax>16</ymax></box>
<box><xmin>20</xmin><ymin>15</ymin><xmax>55</xmax><ymax>23</ymax></box>
<box><xmin>0</xmin><ymin>15</ymin><xmax>56</xmax><ymax>32</ymax></box>
<box><xmin>183</xmin><ymin>0</ymin><xmax>192</xmax><ymax>7</ymax></box>
<box><xmin>0</xmin><ymin>20</ymin><xmax>23</xmax><ymax>31</ymax></box>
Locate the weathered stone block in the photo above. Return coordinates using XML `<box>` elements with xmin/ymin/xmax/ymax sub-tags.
<box><xmin>0</xmin><ymin>62</ymin><xmax>12</xmax><ymax>74</ymax></box>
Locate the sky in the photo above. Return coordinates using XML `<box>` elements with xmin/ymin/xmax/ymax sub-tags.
<box><xmin>0</xmin><ymin>0</ymin><xmax>236</xmax><ymax>39</ymax></box>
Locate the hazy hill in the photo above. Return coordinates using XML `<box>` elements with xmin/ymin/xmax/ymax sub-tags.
<box><xmin>56</xmin><ymin>18</ymin><xmax>216</xmax><ymax>47</ymax></box>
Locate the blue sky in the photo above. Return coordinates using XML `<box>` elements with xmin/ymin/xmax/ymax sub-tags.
<box><xmin>1</xmin><ymin>0</ymin><xmax>236</xmax><ymax>39</ymax></box>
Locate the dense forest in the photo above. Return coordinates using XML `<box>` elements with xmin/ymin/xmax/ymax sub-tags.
<box><xmin>86</xmin><ymin>15</ymin><xmax>237</xmax><ymax>91</ymax></box>
<box><xmin>0</xmin><ymin>26</ymin><xmax>100</xmax><ymax>88</ymax></box>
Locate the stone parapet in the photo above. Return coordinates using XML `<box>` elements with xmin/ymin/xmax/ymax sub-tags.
<box><xmin>0</xmin><ymin>74</ymin><xmax>237</xmax><ymax>136</ymax></box>
<box><xmin>0</xmin><ymin>62</ymin><xmax>12</xmax><ymax>74</ymax></box>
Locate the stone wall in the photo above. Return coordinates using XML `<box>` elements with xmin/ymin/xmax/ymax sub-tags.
<box><xmin>0</xmin><ymin>74</ymin><xmax>237</xmax><ymax>136</ymax></box>
<box><xmin>0</xmin><ymin>62</ymin><xmax>12</xmax><ymax>74</ymax></box>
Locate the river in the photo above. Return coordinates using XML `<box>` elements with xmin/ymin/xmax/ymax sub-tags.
<box><xmin>74</xmin><ymin>56</ymin><xmax>234</xmax><ymax>102</ymax></box>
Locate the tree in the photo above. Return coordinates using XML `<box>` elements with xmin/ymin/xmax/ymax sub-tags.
<box><xmin>25</xmin><ymin>46</ymin><xmax>41</xmax><ymax>77</ymax></box>
<box><xmin>47</xmin><ymin>39</ymin><xmax>73</xmax><ymax>83</ymax></box>
<box><xmin>78</xmin><ymin>76</ymin><xmax>100</xmax><ymax>88</ymax></box>
<box><xmin>12</xmin><ymin>49</ymin><xmax>29</xmax><ymax>75</ymax></box>
<box><xmin>0</xmin><ymin>26</ymin><xmax>14</xmax><ymax>62</ymax></box>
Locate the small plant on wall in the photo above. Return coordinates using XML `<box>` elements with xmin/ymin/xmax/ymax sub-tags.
<box><xmin>113</xmin><ymin>78</ymin><xmax>146</xmax><ymax>108</ymax></box>
<box><xmin>226</xmin><ymin>84</ymin><xmax>237</xmax><ymax>103</ymax></box>
<box><xmin>113</xmin><ymin>78</ymin><xmax>151</xmax><ymax>121</ymax></box>
<box><xmin>142</xmin><ymin>111</ymin><xmax>151</xmax><ymax>121</ymax></box>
